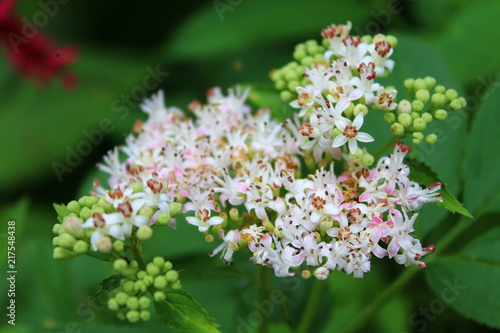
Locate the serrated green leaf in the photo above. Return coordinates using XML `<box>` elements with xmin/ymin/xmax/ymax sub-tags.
<box><xmin>425</xmin><ymin>228</ymin><xmax>500</xmax><ymax>329</ymax></box>
<box><xmin>155</xmin><ymin>289</ymin><xmax>221</xmax><ymax>333</ymax></box>
<box><xmin>53</xmin><ymin>203</ymin><xmax>71</xmax><ymax>222</ymax></box>
<box><xmin>90</xmin><ymin>274</ymin><xmax>122</xmax><ymax>300</ymax></box>
<box><xmin>464</xmin><ymin>74</ymin><xmax>500</xmax><ymax>217</ymax></box>
<box><xmin>407</xmin><ymin>159</ymin><xmax>473</xmax><ymax>218</ymax></box>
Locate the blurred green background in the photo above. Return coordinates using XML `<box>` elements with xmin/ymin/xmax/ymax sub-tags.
<box><xmin>1</xmin><ymin>0</ymin><xmax>499</xmax><ymax>332</ymax></box>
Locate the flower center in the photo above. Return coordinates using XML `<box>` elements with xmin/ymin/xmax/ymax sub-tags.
<box><xmin>343</xmin><ymin>125</ymin><xmax>358</xmax><ymax>139</ymax></box>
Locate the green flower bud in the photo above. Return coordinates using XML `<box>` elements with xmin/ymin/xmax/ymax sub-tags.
<box><xmin>434</xmin><ymin>85</ymin><xmax>446</xmax><ymax>94</ymax></box>
<box><xmin>411</xmin><ymin>100</ymin><xmax>425</xmax><ymax>112</ymax></box>
<box><xmin>431</xmin><ymin>93</ymin><xmax>447</xmax><ymax>109</ymax></box>
<box><xmin>137</xmin><ymin>225</ymin><xmax>153</xmax><ymax>241</ymax></box>
<box><xmin>67</xmin><ymin>200</ymin><xmax>81</xmax><ymax>215</ymax></box>
<box><xmin>97</xmin><ymin>197</ymin><xmax>114</xmax><ymax>213</ymax></box>
<box><xmin>126</xmin><ymin>297</ymin><xmax>139</xmax><ymax>310</ymax></box>
<box><xmin>63</xmin><ymin>215</ymin><xmax>85</xmax><ymax>238</ymax></box>
<box><xmin>360</xmin><ymin>35</ymin><xmax>372</xmax><ymax>43</ymax></box>
<box><xmin>95</xmin><ymin>236</ymin><xmax>112</xmax><ymax>253</ymax></box>
<box><xmin>171</xmin><ymin>280</ymin><xmax>182</xmax><ymax>290</ymax></box>
<box><xmin>139</xmin><ymin>296</ymin><xmax>151</xmax><ymax>309</ymax></box>
<box><xmin>449</xmin><ymin>99</ymin><xmax>462</xmax><ymax>110</ymax></box>
<box><xmin>373</xmin><ymin>34</ymin><xmax>385</xmax><ymax>43</ymax></box>
<box><xmin>349</xmin><ymin>148</ymin><xmax>363</xmax><ymax>162</ymax></box>
<box><xmin>343</xmin><ymin>102</ymin><xmax>355</xmax><ymax>118</ymax></box>
<box><xmin>425</xmin><ymin>134</ymin><xmax>438</xmax><ymax>144</ymax></box>
<box><xmin>73</xmin><ymin>240</ymin><xmax>88</xmax><ymax>254</ymax></box>
<box><xmin>434</xmin><ymin>109</ymin><xmax>448</xmax><ymax>120</ymax></box>
<box><xmin>412</xmin><ymin>137</ymin><xmax>422</xmax><ymax>145</ymax></box>
<box><xmin>153</xmin><ymin>257</ymin><xmax>165</xmax><ymax>268</ymax></box>
<box><xmin>114</xmin><ymin>259</ymin><xmax>128</xmax><ymax>272</ymax></box>
<box><xmin>353</xmin><ymin>104</ymin><xmax>368</xmax><ymax>117</ymax></box>
<box><xmin>384</xmin><ymin>112</ymin><xmax>396</xmax><ymax>124</ymax></box>
<box><xmin>143</xmin><ymin>275</ymin><xmax>154</xmax><ymax>287</ymax></box>
<box><xmin>229</xmin><ymin>208</ymin><xmax>240</xmax><ymax>221</ymax></box>
<box><xmin>91</xmin><ymin>206</ymin><xmax>105</xmax><ymax>216</ymax></box>
<box><xmin>166</xmin><ymin>270</ymin><xmax>179</xmax><ymax>283</ymax></box>
<box><xmin>53</xmin><ymin>247</ymin><xmax>78</xmax><ymax>260</ymax></box>
<box><xmin>275</xmin><ymin>80</ymin><xmax>286</xmax><ymax>90</ymax></box>
<box><xmin>205</xmin><ymin>234</ymin><xmax>214</xmax><ymax>243</ymax></box>
<box><xmin>123</xmin><ymin>281</ymin><xmax>135</xmax><ymax>294</ymax></box>
<box><xmin>169</xmin><ymin>202</ymin><xmax>182</xmax><ymax>218</ymax></box>
<box><xmin>78</xmin><ymin>196</ymin><xmax>99</xmax><ymax>209</ymax></box>
<box><xmin>398</xmin><ymin>113</ymin><xmax>413</xmax><ymax>128</ymax></box>
<box><xmin>126</xmin><ymin>310</ymin><xmax>140</xmax><ymax>323</ymax></box>
<box><xmin>458</xmin><ymin>97</ymin><xmax>467</xmax><ymax>108</ymax></box>
<box><xmin>137</xmin><ymin>270</ymin><xmax>147</xmax><ymax>280</ymax></box>
<box><xmin>411</xmin><ymin>112</ymin><xmax>420</xmax><ymax>120</ymax></box>
<box><xmin>300</xmin><ymin>56</ymin><xmax>315</xmax><ymax>67</ymax></box>
<box><xmin>129</xmin><ymin>181</ymin><xmax>142</xmax><ymax>193</ymax></box>
<box><xmin>361</xmin><ymin>152</ymin><xmax>374</xmax><ymax>166</ymax></box>
<box><xmin>280</xmin><ymin>90</ymin><xmax>294</xmax><ymax>102</ymax></box>
<box><xmin>414</xmin><ymin>78</ymin><xmax>426</xmax><ymax>92</ymax></box>
<box><xmin>415</xmin><ymin>89</ymin><xmax>430</xmax><ymax>104</ymax></box>
<box><xmin>284</xmin><ymin>70</ymin><xmax>298</xmax><ymax>82</ymax></box>
<box><xmin>288</xmin><ymin>81</ymin><xmax>300</xmax><ymax>92</ymax></box>
<box><xmin>115</xmin><ymin>292</ymin><xmax>129</xmax><ymax>306</ymax></box>
<box><xmin>302</xmin><ymin>270</ymin><xmax>312</xmax><ymax>279</ymax></box>
<box><xmin>413</xmin><ymin>132</ymin><xmax>424</xmax><ymax>141</ymax></box>
<box><xmin>445</xmin><ymin>89</ymin><xmax>458</xmax><ymax>101</ymax></box>
<box><xmin>147</xmin><ymin>263</ymin><xmax>160</xmax><ymax>277</ymax></box>
<box><xmin>137</xmin><ymin>206</ymin><xmax>154</xmax><ymax>220</ymax></box>
<box><xmin>293</xmin><ymin>48</ymin><xmax>307</xmax><ymax>61</ymax></box>
<box><xmin>386</xmin><ymin>35</ymin><xmax>398</xmax><ymax>47</ymax></box>
<box><xmin>314</xmin><ymin>53</ymin><xmax>324</xmax><ymax>62</ymax></box>
<box><xmin>113</xmin><ymin>240</ymin><xmax>124</xmax><ymax>252</ymax></box>
<box><xmin>154</xmin><ymin>290</ymin><xmax>166</xmax><ymax>302</ymax></box>
<box><xmin>154</xmin><ymin>276</ymin><xmax>167</xmax><ymax>289</ymax></box>
<box><xmin>424</xmin><ymin>76</ymin><xmax>436</xmax><ymax>90</ymax></box>
<box><xmin>140</xmin><ymin>310</ymin><xmax>151</xmax><ymax>321</ymax></box>
<box><xmin>108</xmin><ymin>298</ymin><xmax>119</xmax><ymax>311</ymax></box>
<box><xmin>57</xmin><ymin>233</ymin><xmax>77</xmax><ymax>250</ymax></box>
<box><xmin>413</xmin><ymin>118</ymin><xmax>427</xmax><ymax>131</ymax></box>
<box><xmin>331</xmin><ymin>127</ymin><xmax>342</xmax><ymax>138</ymax></box>
<box><xmin>156</xmin><ymin>213</ymin><xmax>171</xmax><ymax>226</ymax></box>
<box><xmin>421</xmin><ymin>112</ymin><xmax>433</xmax><ymax>124</ymax></box>
<box><xmin>397</xmin><ymin>99</ymin><xmax>412</xmax><ymax>114</ymax></box>
<box><xmin>163</xmin><ymin>261</ymin><xmax>173</xmax><ymax>273</ymax></box>
<box><xmin>53</xmin><ymin>223</ymin><xmax>63</xmax><ymax>235</ymax></box>
<box><xmin>404</xmin><ymin>78</ymin><xmax>415</xmax><ymax>92</ymax></box>
<box><xmin>134</xmin><ymin>281</ymin><xmax>147</xmax><ymax>293</ymax></box>
<box><xmin>116</xmin><ymin>310</ymin><xmax>126</xmax><ymax>321</ymax></box>
<box><xmin>79</xmin><ymin>207</ymin><xmax>91</xmax><ymax>220</ymax></box>
<box><xmin>391</xmin><ymin>123</ymin><xmax>405</xmax><ymax>136</ymax></box>
<box><xmin>306</xmin><ymin>40</ymin><xmax>319</xmax><ymax>54</ymax></box>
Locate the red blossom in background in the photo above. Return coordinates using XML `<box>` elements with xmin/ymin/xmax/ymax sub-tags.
<box><xmin>0</xmin><ymin>0</ymin><xmax>78</xmax><ymax>90</ymax></box>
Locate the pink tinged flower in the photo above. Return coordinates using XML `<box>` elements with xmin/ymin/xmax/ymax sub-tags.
<box><xmin>272</xmin><ymin>245</ymin><xmax>306</xmax><ymax>277</ymax></box>
<box><xmin>186</xmin><ymin>209</ymin><xmax>223</xmax><ymax>232</ymax></box>
<box><xmin>210</xmin><ymin>229</ymin><xmax>240</xmax><ymax>265</ymax></box>
<box><xmin>332</xmin><ymin>113</ymin><xmax>374</xmax><ymax>154</ymax></box>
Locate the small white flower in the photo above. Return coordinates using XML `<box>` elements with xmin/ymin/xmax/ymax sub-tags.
<box><xmin>332</xmin><ymin>113</ymin><xmax>374</xmax><ymax>154</ymax></box>
<box><xmin>186</xmin><ymin>209</ymin><xmax>223</xmax><ymax>232</ymax></box>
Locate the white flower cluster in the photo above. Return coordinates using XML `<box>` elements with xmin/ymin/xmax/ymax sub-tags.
<box><xmin>88</xmin><ymin>22</ymin><xmax>442</xmax><ymax>279</ymax></box>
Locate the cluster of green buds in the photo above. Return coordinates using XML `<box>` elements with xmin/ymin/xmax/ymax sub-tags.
<box><xmin>52</xmin><ymin>196</ymin><xmax>101</xmax><ymax>260</ymax></box>
<box><xmin>270</xmin><ymin>39</ymin><xmax>326</xmax><ymax>102</ymax></box>
<box><xmin>108</xmin><ymin>257</ymin><xmax>181</xmax><ymax>323</ymax></box>
<box><xmin>384</xmin><ymin>77</ymin><xmax>467</xmax><ymax>144</ymax></box>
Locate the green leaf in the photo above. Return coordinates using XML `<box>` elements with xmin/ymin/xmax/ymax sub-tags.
<box><xmin>425</xmin><ymin>228</ymin><xmax>500</xmax><ymax>329</ymax></box>
<box><xmin>155</xmin><ymin>289</ymin><xmax>221</xmax><ymax>333</ymax></box>
<box><xmin>407</xmin><ymin>159</ymin><xmax>473</xmax><ymax>219</ymax></box>
<box><xmin>464</xmin><ymin>74</ymin><xmax>500</xmax><ymax>217</ymax></box>
<box><xmin>90</xmin><ymin>274</ymin><xmax>122</xmax><ymax>300</ymax></box>
<box><xmin>165</xmin><ymin>0</ymin><xmax>369</xmax><ymax>61</ymax></box>
<box><xmin>53</xmin><ymin>203</ymin><xmax>71</xmax><ymax>222</ymax></box>
<box><xmin>245</xmin><ymin>84</ymin><xmax>293</xmax><ymax>122</ymax></box>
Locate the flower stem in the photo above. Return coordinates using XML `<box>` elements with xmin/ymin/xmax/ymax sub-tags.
<box><xmin>296</xmin><ymin>279</ymin><xmax>327</xmax><ymax>333</ymax></box>
<box><xmin>257</xmin><ymin>265</ymin><xmax>271</xmax><ymax>333</ymax></box>
<box><xmin>130</xmin><ymin>229</ymin><xmax>146</xmax><ymax>270</ymax></box>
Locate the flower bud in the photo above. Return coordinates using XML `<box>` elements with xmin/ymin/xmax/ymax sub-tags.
<box><xmin>293</xmin><ymin>48</ymin><xmax>307</xmax><ymax>61</ymax></box>
<box><xmin>411</xmin><ymin>100</ymin><xmax>425</xmax><ymax>112</ymax></box>
<box><xmin>140</xmin><ymin>310</ymin><xmax>151</xmax><ymax>321</ymax></box>
<box><xmin>139</xmin><ymin>296</ymin><xmax>151</xmax><ymax>309</ymax></box>
<box><xmin>78</xmin><ymin>196</ymin><xmax>99</xmax><ymax>209</ymax></box>
<box><xmin>154</xmin><ymin>276</ymin><xmax>167</xmax><ymax>289</ymax></box>
<box><xmin>445</xmin><ymin>89</ymin><xmax>458</xmax><ymax>101</ymax></box>
<box><xmin>137</xmin><ymin>225</ymin><xmax>153</xmax><ymax>241</ymax></box>
<box><xmin>398</xmin><ymin>113</ymin><xmax>412</xmax><ymax>128</ymax></box>
<box><xmin>79</xmin><ymin>207</ymin><xmax>92</xmax><ymax>220</ymax></box>
<box><xmin>280</xmin><ymin>90</ymin><xmax>294</xmax><ymax>102</ymax></box>
<box><xmin>275</xmin><ymin>80</ymin><xmax>286</xmax><ymax>90</ymax></box>
<box><xmin>313</xmin><ymin>267</ymin><xmax>330</xmax><ymax>280</ymax></box>
<box><xmin>143</xmin><ymin>275</ymin><xmax>154</xmax><ymax>287</ymax></box>
<box><xmin>53</xmin><ymin>247</ymin><xmax>78</xmax><ymax>260</ymax></box>
<box><xmin>156</xmin><ymin>213</ymin><xmax>171</xmax><ymax>226</ymax></box>
<box><xmin>95</xmin><ymin>236</ymin><xmax>112</xmax><ymax>253</ymax></box>
<box><xmin>360</xmin><ymin>35</ymin><xmax>372</xmax><ymax>44</ymax></box>
<box><xmin>153</xmin><ymin>257</ymin><xmax>165</xmax><ymax>268</ymax></box>
<box><xmin>391</xmin><ymin>123</ymin><xmax>405</xmax><ymax>136</ymax></box>
<box><xmin>114</xmin><ymin>258</ymin><xmax>128</xmax><ymax>272</ymax></box>
<box><xmin>63</xmin><ymin>215</ymin><xmax>85</xmax><ymax>238</ymax></box>
<box><xmin>300</xmin><ymin>56</ymin><xmax>315</xmax><ymax>67</ymax></box>
<box><xmin>302</xmin><ymin>270</ymin><xmax>312</xmax><ymax>279</ymax></box>
<box><xmin>97</xmin><ymin>197</ymin><xmax>114</xmax><ymax>213</ymax></box>
<box><xmin>343</xmin><ymin>102</ymin><xmax>355</xmax><ymax>118</ymax></box>
<box><xmin>415</xmin><ymin>89</ymin><xmax>430</xmax><ymax>104</ymax></box>
<box><xmin>397</xmin><ymin>99</ymin><xmax>412</xmax><ymax>114</ymax></box>
<box><xmin>353</xmin><ymin>104</ymin><xmax>368</xmax><ymax>117</ymax></box>
<box><xmin>434</xmin><ymin>109</ymin><xmax>448</xmax><ymax>120</ymax></box>
<box><xmin>434</xmin><ymin>85</ymin><xmax>446</xmax><ymax>94</ymax></box>
<box><xmin>331</xmin><ymin>127</ymin><xmax>342</xmax><ymax>138</ymax></box>
<box><xmin>205</xmin><ymin>234</ymin><xmax>214</xmax><ymax>243</ymax></box>
<box><xmin>373</xmin><ymin>33</ymin><xmax>385</xmax><ymax>43</ymax></box>
<box><xmin>67</xmin><ymin>201</ymin><xmax>81</xmax><ymax>215</ymax></box>
<box><xmin>413</xmin><ymin>118</ymin><xmax>427</xmax><ymax>131</ymax></box>
<box><xmin>361</xmin><ymin>151</ymin><xmax>374</xmax><ymax>166</ymax></box>
<box><xmin>166</xmin><ymin>270</ymin><xmax>179</xmax><ymax>283</ymax></box>
<box><xmin>314</xmin><ymin>53</ymin><xmax>324</xmax><ymax>62</ymax></box>
<box><xmin>425</xmin><ymin>134</ymin><xmax>438</xmax><ymax>144</ymax></box>
<box><xmin>163</xmin><ymin>261</ymin><xmax>173</xmax><ymax>272</ymax></box>
<box><xmin>449</xmin><ymin>99</ymin><xmax>462</xmax><ymax>110</ymax></box>
<box><xmin>171</xmin><ymin>280</ymin><xmax>182</xmax><ymax>290</ymax></box>
<box><xmin>424</xmin><ymin>76</ymin><xmax>436</xmax><ymax>90</ymax></box>
<box><xmin>134</xmin><ymin>281</ymin><xmax>147</xmax><ymax>293</ymax></box>
<box><xmin>53</xmin><ymin>223</ymin><xmax>63</xmax><ymax>235</ymax></box>
<box><xmin>113</xmin><ymin>240</ymin><xmax>124</xmax><ymax>252</ymax></box>
<box><xmin>57</xmin><ymin>233</ymin><xmax>77</xmax><ymax>250</ymax></box>
<box><xmin>413</xmin><ymin>132</ymin><xmax>424</xmax><ymax>143</ymax></box>
<box><xmin>383</xmin><ymin>112</ymin><xmax>396</xmax><ymax>124</ymax></box>
<box><xmin>154</xmin><ymin>291</ymin><xmax>166</xmax><ymax>302</ymax></box>
<box><xmin>123</xmin><ymin>281</ymin><xmax>135</xmax><ymax>294</ymax></box>
<box><xmin>126</xmin><ymin>297</ymin><xmax>139</xmax><ymax>310</ymax></box>
<box><xmin>288</xmin><ymin>81</ymin><xmax>300</xmax><ymax>91</ymax></box>
<box><xmin>431</xmin><ymin>93</ymin><xmax>446</xmax><ymax>109</ymax></box>
<box><xmin>169</xmin><ymin>202</ymin><xmax>183</xmax><ymax>218</ymax></box>
<box><xmin>147</xmin><ymin>262</ymin><xmax>160</xmax><ymax>277</ymax></box>
<box><xmin>421</xmin><ymin>112</ymin><xmax>433</xmax><ymax>124</ymax></box>
<box><xmin>73</xmin><ymin>240</ymin><xmax>88</xmax><ymax>254</ymax></box>
<box><xmin>108</xmin><ymin>298</ymin><xmax>119</xmax><ymax>311</ymax></box>
<box><xmin>404</xmin><ymin>78</ymin><xmax>415</xmax><ymax>92</ymax></box>
<box><xmin>413</xmin><ymin>78</ymin><xmax>426</xmax><ymax>92</ymax></box>
<box><xmin>386</xmin><ymin>35</ymin><xmax>398</xmax><ymax>47</ymax></box>
<box><xmin>126</xmin><ymin>310</ymin><xmax>140</xmax><ymax>323</ymax></box>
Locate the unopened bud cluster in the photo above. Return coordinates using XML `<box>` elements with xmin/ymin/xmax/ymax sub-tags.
<box><xmin>384</xmin><ymin>77</ymin><xmax>467</xmax><ymax>144</ymax></box>
<box><xmin>108</xmin><ymin>257</ymin><xmax>180</xmax><ymax>323</ymax></box>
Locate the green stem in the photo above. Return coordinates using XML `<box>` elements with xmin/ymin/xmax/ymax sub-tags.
<box><xmin>372</xmin><ymin>135</ymin><xmax>398</xmax><ymax>161</ymax></box>
<box><xmin>296</xmin><ymin>279</ymin><xmax>327</xmax><ymax>333</ymax></box>
<box><xmin>257</xmin><ymin>265</ymin><xmax>271</xmax><ymax>333</ymax></box>
<box><xmin>130</xmin><ymin>229</ymin><xmax>146</xmax><ymax>270</ymax></box>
